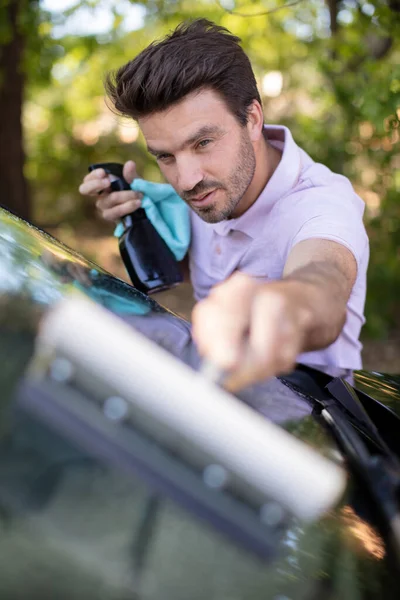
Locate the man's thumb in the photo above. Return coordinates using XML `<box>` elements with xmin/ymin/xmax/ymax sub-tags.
<box><xmin>123</xmin><ymin>160</ymin><xmax>138</xmax><ymax>184</ymax></box>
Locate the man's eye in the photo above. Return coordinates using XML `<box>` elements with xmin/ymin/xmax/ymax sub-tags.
<box><xmin>197</xmin><ymin>139</ymin><xmax>212</xmax><ymax>149</ymax></box>
<box><xmin>157</xmin><ymin>154</ymin><xmax>173</xmax><ymax>162</ymax></box>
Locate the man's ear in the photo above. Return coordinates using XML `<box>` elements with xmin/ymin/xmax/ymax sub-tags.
<box><xmin>246</xmin><ymin>100</ymin><xmax>264</xmax><ymax>142</ymax></box>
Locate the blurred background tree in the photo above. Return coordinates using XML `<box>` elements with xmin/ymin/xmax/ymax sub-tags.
<box><xmin>0</xmin><ymin>0</ymin><xmax>399</xmax><ymax>345</ymax></box>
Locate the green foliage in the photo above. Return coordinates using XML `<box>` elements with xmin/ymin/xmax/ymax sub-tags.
<box><xmin>2</xmin><ymin>0</ymin><xmax>399</xmax><ymax>336</ymax></box>
<box><xmin>366</xmin><ymin>188</ymin><xmax>400</xmax><ymax>337</ymax></box>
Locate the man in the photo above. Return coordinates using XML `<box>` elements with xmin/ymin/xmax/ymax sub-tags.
<box><xmin>79</xmin><ymin>19</ymin><xmax>369</xmax><ymax>390</ymax></box>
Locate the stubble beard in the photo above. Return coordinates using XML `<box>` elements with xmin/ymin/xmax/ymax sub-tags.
<box><xmin>186</xmin><ymin>132</ymin><xmax>256</xmax><ymax>224</ymax></box>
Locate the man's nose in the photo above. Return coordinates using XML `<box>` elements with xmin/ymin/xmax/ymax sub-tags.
<box><xmin>176</xmin><ymin>156</ymin><xmax>204</xmax><ymax>193</ymax></box>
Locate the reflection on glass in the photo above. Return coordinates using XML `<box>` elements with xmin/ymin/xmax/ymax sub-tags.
<box><xmin>40</xmin><ymin>249</ymin><xmax>152</xmax><ymax>316</ymax></box>
<box><xmin>0</xmin><ymin>208</ymin><xmax>158</xmax><ymax>316</ymax></box>
<box><xmin>341</xmin><ymin>506</ymin><xmax>385</xmax><ymax>560</ymax></box>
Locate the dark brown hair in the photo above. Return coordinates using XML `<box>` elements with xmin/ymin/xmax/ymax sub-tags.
<box><xmin>105</xmin><ymin>18</ymin><xmax>262</xmax><ymax>126</ymax></box>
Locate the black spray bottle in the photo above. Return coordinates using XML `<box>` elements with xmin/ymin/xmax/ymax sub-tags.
<box><xmin>89</xmin><ymin>162</ymin><xmax>183</xmax><ymax>294</ymax></box>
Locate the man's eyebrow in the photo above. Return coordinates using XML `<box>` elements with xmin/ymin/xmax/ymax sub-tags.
<box><xmin>183</xmin><ymin>125</ymin><xmax>222</xmax><ymax>147</ymax></box>
<box><xmin>147</xmin><ymin>125</ymin><xmax>222</xmax><ymax>156</ymax></box>
<box><xmin>147</xmin><ymin>146</ymin><xmax>160</xmax><ymax>156</ymax></box>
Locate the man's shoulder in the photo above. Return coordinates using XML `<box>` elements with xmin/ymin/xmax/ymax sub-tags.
<box><xmin>272</xmin><ymin>171</ymin><xmax>369</xmax><ymax>267</ymax></box>
<box><xmin>277</xmin><ymin>156</ymin><xmax>365</xmax><ymax>217</ymax></box>
<box><xmin>272</xmin><ymin>179</ymin><xmax>367</xmax><ymax>240</ymax></box>
<box><xmin>263</xmin><ymin>123</ymin><xmax>357</xmax><ymax>199</ymax></box>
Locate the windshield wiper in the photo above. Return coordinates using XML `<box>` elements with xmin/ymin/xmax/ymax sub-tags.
<box><xmin>325</xmin><ymin>377</ymin><xmax>398</xmax><ymax>465</ymax></box>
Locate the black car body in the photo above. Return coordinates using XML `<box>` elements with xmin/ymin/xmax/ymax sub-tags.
<box><xmin>1</xmin><ymin>206</ymin><xmax>400</xmax><ymax>599</ymax></box>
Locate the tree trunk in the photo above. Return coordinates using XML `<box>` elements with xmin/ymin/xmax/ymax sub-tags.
<box><xmin>326</xmin><ymin>0</ymin><xmax>339</xmax><ymax>35</ymax></box>
<box><xmin>0</xmin><ymin>0</ymin><xmax>31</xmax><ymax>221</ymax></box>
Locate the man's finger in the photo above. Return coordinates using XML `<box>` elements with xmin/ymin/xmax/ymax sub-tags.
<box><xmin>79</xmin><ymin>177</ymin><xmax>111</xmax><ymax>197</ymax></box>
<box><xmin>95</xmin><ymin>191</ymin><xmax>142</xmax><ymax>212</ymax></box>
<box><xmin>208</xmin><ymin>284</ymin><xmax>302</xmax><ymax>392</ymax></box>
<box><xmin>102</xmin><ymin>199</ymin><xmax>142</xmax><ymax>222</ymax></box>
<box><xmin>192</xmin><ymin>272</ymin><xmax>260</xmax><ymax>370</ymax></box>
<box><xmin>249</xmin><ymin>287</ymin><xmax>300</xmax><ymax>377</ymax></box>
<box><xmin>82</xmin><ymin>168</ymin><xmax>106</xmax><ymax>182</ymax></box>
<box><xmin>223</xmin><ymin>358</ymin><xmax>273</xmax><ymax>392</ymax></box>
<box><xmin>192</xmin><ymin>300</ymin><xmax>246</xmax><ymax>369</ymax></box>
<box><xmin>123</xmin><ymin>160</ymin><xmax>138</xmax><ymax>184</ymax></box>
<box><xmin>221</xmin><ymin>300</ymin><xmax>292</xmax><ymax>392</ymax></box>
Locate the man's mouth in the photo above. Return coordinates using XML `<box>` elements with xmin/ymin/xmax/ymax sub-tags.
<box><xmin>189</xmin><ymin>189</ymin><xmax>218</xmax><ymax>207</ymax></box>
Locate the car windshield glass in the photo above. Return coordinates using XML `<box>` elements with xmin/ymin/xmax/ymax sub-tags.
<box><xmin>0</xmin><ymin>390</ymin><xmax>351</xmax><ymax>600</ymax></box>
<box><xmin>0</xmin><ymin>208</ymin><xmax>161</xmax><ymax>313</ymax></box>
<box><xmin>0</xmin><ymin>208</ymin><xmax>398</xmax><ymax>599</ymax></box>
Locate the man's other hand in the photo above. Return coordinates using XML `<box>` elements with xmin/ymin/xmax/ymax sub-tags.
<box><xmin>79</xmin><ymin>160</ymin><xmax>143</xmax><ymax>222</ymax></box>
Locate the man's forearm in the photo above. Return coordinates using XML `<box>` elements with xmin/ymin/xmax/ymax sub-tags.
<box><xmin>283</xmin><ymin>260</ymin><xmax>350</xmax><ymax>353</ymax></box>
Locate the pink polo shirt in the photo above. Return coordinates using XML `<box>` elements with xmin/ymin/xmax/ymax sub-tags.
<box><xmin>189</xmin><ymin>125</ymin><xmax>369</xmax><ymax>371</ymax></box>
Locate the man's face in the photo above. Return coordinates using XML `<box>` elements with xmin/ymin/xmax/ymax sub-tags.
<box><xmin>138</xmin><ymin>89</ymin><xmax>256</xmax><ymax>223</ymax></box>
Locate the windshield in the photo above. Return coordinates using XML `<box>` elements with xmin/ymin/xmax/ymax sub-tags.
<box><xmin>0</xmin><ymin>207</ymin><xmax>398</xmax><ymax>599</ymax></box>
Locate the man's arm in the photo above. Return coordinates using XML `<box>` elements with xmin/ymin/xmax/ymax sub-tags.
<box><xmin>282</xmin><ymin>237</ymin><xmax>357</xmax><ymax>351</ymax></box>
<box><xmin>191</xmin><ymin>238</ymin><xmax>357</xmax><ymax>391</ymax></box>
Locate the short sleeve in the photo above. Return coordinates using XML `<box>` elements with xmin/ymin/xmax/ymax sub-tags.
<box><xmin>283</xmin><ymin>183</ymin><xmax>369</xmax><ymax>270</ymax></box>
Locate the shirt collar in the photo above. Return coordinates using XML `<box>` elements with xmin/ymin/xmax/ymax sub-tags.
<box><xmin>212</xmin><ymin>125</ymin><xmax>302</xmax><ymax>238</ymax></box>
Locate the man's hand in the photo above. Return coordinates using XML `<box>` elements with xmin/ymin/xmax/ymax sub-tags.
<box><xmin>192</xmin><ymin>273</ymin><xmax>306</xmax><ymax>391</ymax></box>
<box><xmin>192</xmin><ymin>239</ymin><xmax>357</xmax><ymax>391</ymax></box>
<box><xmin>79</xmin><ymin>160</ymin><xmax>143</xmax><ymax>222</ymax></box>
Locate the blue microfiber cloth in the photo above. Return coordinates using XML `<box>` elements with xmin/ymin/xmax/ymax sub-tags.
<box><xmin>113</xmin><ymin>179</ymin><xmax>190</xmax><ymax>261</ymax></box>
